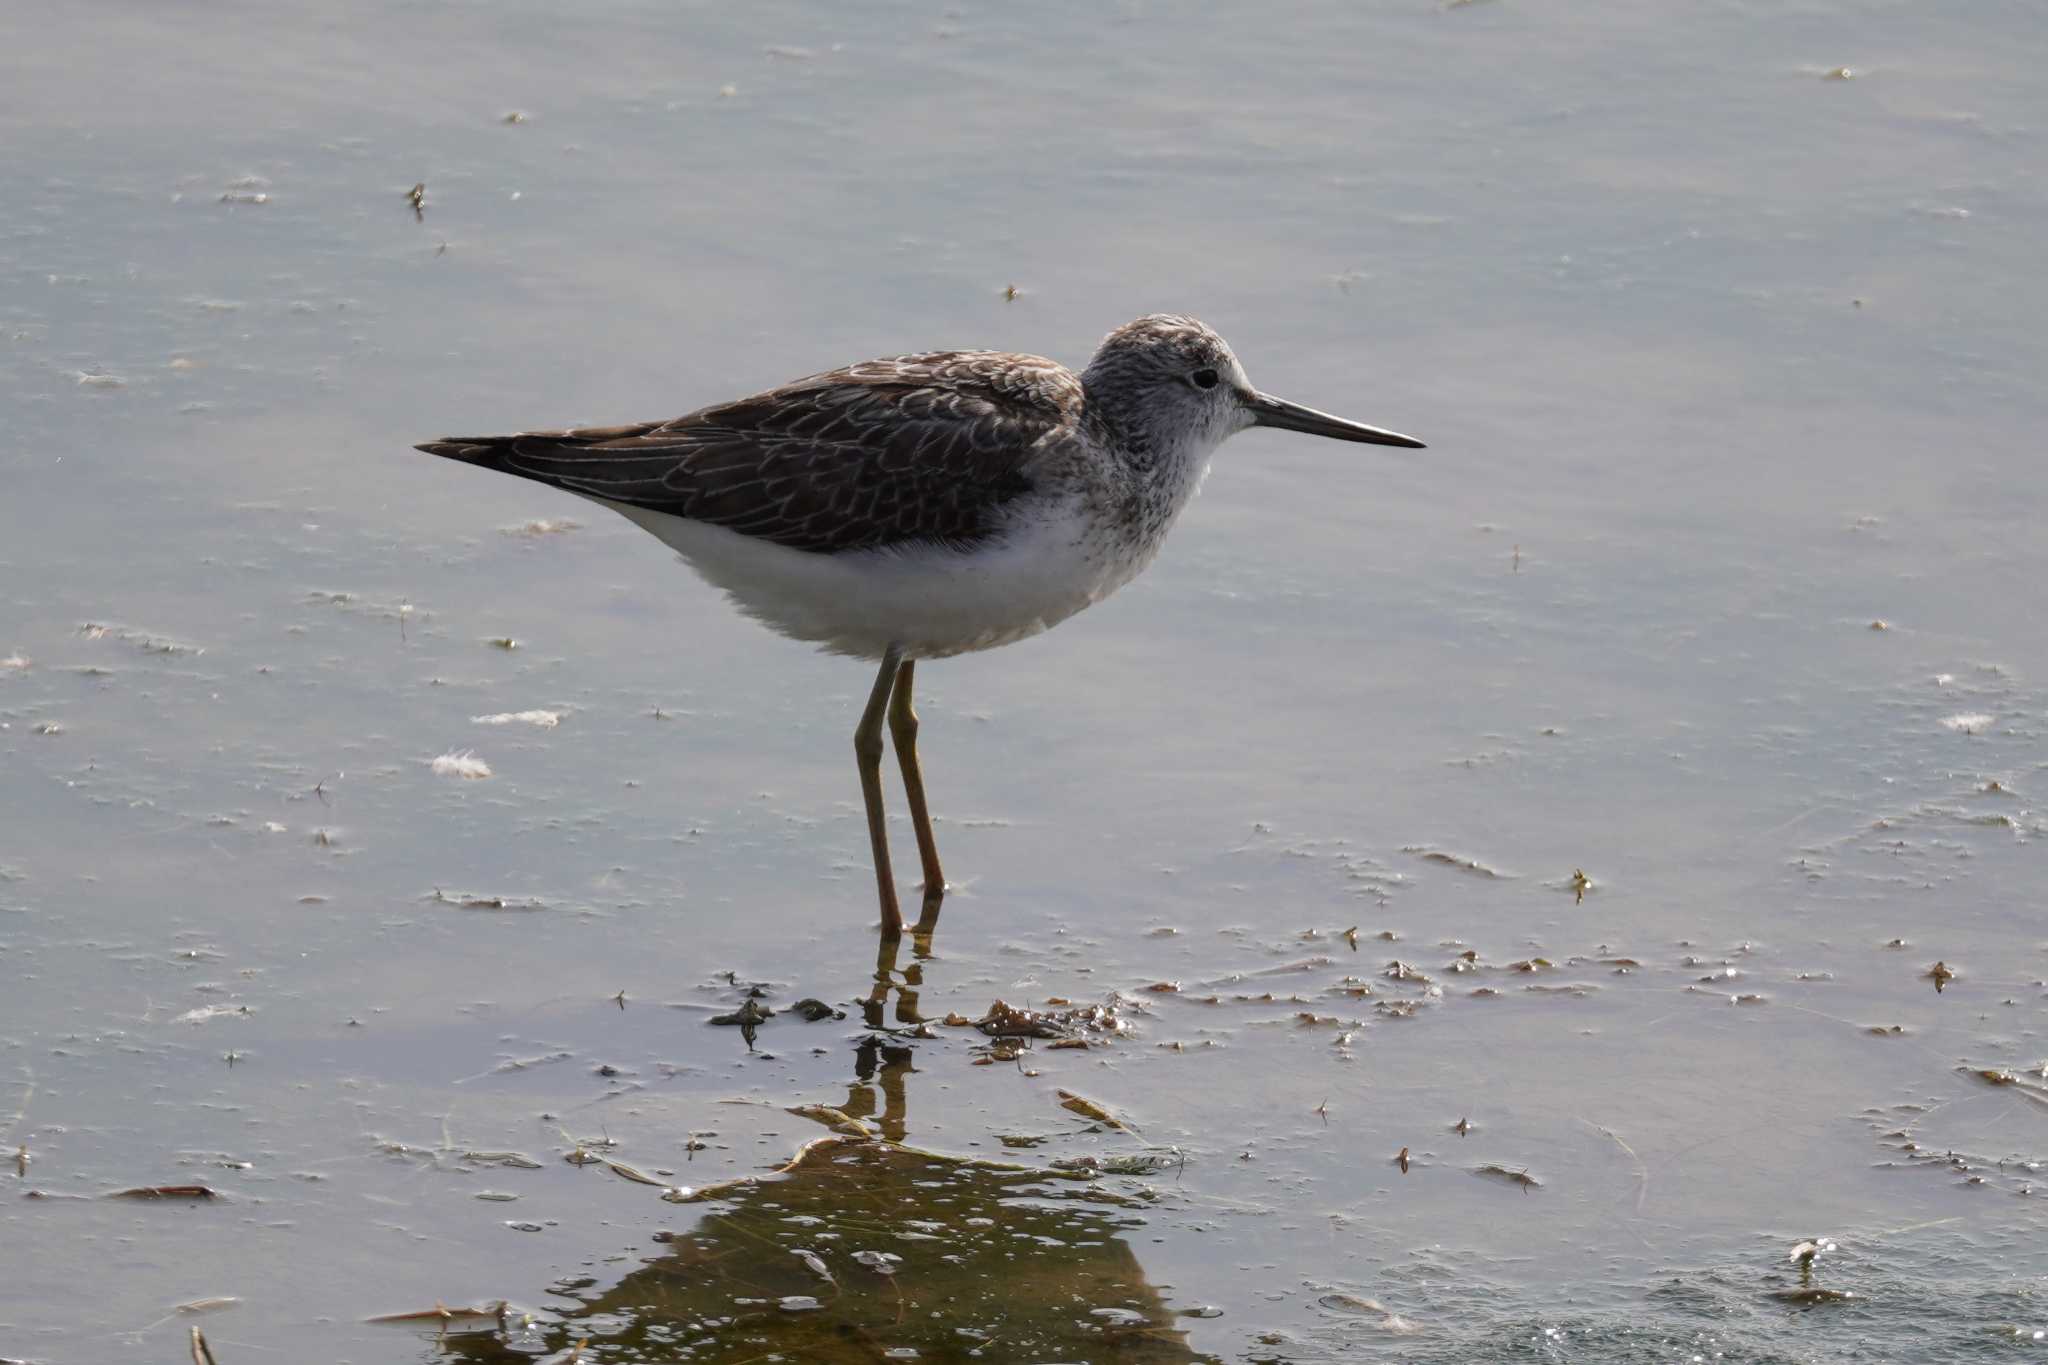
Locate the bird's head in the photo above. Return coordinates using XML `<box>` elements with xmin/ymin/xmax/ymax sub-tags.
<box><xmin>1080</xmin><ymin>313</ymin><xmax>1424</xmax><ymax>459</ymax></box>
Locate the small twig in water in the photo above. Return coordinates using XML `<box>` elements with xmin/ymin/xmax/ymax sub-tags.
<box><xmin>1577</xmin><ymin>1116</ymin><xmax>1649</xmax><ymax>1214</ymax></box>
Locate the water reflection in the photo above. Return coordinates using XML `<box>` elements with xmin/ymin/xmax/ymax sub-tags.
<box><xmin>436</xmin><ymin>1138</ymin><xmax>1211</xmax><ymax>1364</ymax></box>
<box><xmin>841</xmin><ymin>1035</ymin><xmax>917</xmax><ymax>1145</ymax></box>
<box><xmin>419</xmin><ymin>937</ymin><xmax>1209</xmax><ymax>1361</ymax></box>
<box><xmin>863</xmin><ymin>926</ymin><xmax>935</xmax><ymax>1030</ymax></box>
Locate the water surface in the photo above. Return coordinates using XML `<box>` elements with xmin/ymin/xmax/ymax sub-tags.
<box><xmin>3</xmin><ymin>2</ymin><xmax>2045</xmax><ymax>1360</ymax></box>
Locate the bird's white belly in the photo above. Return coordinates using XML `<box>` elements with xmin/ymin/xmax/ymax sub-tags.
<box><xmin>592</xmin><ymin>497</ymin><xmax>1159</xmax><ymax>661</ymax></box>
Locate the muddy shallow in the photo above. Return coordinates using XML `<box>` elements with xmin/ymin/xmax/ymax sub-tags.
<box><xmin>3</xmin><ymin>1</ymin><xmax>2046</xmax><ymax>1361</ymax></box>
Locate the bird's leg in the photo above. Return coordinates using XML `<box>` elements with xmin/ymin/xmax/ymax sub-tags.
<box><xmin>887</xmin><ymin>658</ymin><xmax>947</xmax><ymax>930</ymax></box>
<box><xmin>856</xmin><ymin>646</ymin><xmax>905</xmax><ymax>938</ymax></box>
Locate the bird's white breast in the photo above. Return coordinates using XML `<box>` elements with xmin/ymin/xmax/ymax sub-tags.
<box><xmin>592</xmin><ymin>484</ymin><xmax>1195</xmax><ymax>661</ymax></box>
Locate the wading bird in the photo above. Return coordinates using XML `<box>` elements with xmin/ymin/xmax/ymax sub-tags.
<box><xmin>418</xmin><ymin>315</ymin><xmax>1422</xmax><ymax>938</ymax></box>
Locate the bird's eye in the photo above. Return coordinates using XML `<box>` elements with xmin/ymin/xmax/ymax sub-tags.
<box><xmin>1190</xmin><ymin>368</ymin><xmax>1220</xmax><ymax>390</ymax></box>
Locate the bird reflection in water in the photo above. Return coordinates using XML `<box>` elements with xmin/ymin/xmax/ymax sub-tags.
<box><xmin>842</xmin><ymin>927</ymin><xmax>933</xmax><ymax>1143</ymax></box>
<box><xmin>429</xmin><ymin>933</ymin><xmax>1211</xmax><ymax>1363</ymax></box>
<box><xmin>434</xmin><ymin>1134</ymin><xmax>1210</xmax><ymax>1363</ymax></box>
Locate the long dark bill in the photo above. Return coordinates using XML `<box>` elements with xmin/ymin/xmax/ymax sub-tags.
<box><xmin>1247</xmin><ymin>391</ymin><xmax>1425</xmax><ymax>448</ymax></box>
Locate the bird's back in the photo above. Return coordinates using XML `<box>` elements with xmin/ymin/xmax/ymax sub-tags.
<box><xmin>417</xmin><ymin>351</ymin><xmax>1086</xmax><ymax>555</ymax></box>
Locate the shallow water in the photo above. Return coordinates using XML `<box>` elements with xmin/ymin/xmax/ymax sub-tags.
<box><xmin>3</xmin><ymin>1</ymin><xmax>2046</xmax><ymax>1361</ymax></box>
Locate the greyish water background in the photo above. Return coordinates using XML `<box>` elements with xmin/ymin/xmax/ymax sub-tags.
<box><xmin>3</xmin><ymin>2</ymin><xmax>2045</xmax><ymax>1361</ymax></box>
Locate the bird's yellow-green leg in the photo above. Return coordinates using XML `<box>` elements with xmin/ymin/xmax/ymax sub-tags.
<box><xmin>856</xmin><ymin>646</ymin><xmax>906</xmax><ymax>937</ymax></box>
<box><xmin>887</xmin><ymin>658</ymin><xmax>947</xmax><ymax>934</ymax></box>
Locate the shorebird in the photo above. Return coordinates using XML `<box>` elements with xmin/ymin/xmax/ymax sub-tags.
<box><xmin>418</xmin><ymin>315</ymin><xmax>1422</xmax><ymax>938</ymax></box>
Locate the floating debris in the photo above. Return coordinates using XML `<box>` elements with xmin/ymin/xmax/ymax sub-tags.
<box><xmin>109</xmin><ymin>1184</ymin><xmax>219</xmax><ymax>1200</ymax></box>
<box><xmin>1926</xmin><ymin>961</ymin><xmax>1956</xmax><ymax>992</ymax></box>
<box><xmin>974</xmin><ymin>997</ymin><xmax>1128</xmax><ymax>1040</ymax></box>
<box><xmin>1057</xmin><ymin>1089</ymin><xmax>1134</xmax><ymax>1132</ymax></box>
<box><xmin>173</xmin><ymin>1004</ymin><xmax>251</xmax><ymax>1026</ymax></box>
<box><xmin>461</xmin><ymin>1151</ymin><xmax>544</xmax><ymax>1170</ymax></box>
<box><xmin>502</xmin><ymin>518</ymin><xmax>582</xmax><ymax>537</ymax></box>
<box><xmin>219</xmin><ymin>175</ymin><xmax>270</xmax><ymax>204</ymax></box>
<box><xmin>710</xmin><ymin>1000</ymin><xmax>773</xmax><ymax>1027</ymax></box>
<box><xmin>471</xmin><ymin>710</ymin><xmax>561</xmax><ymax>728</ymax></box>
<box><xmin>406</xmin><ymin>182</ymin><xmax>426</xmax><ymax>219</ymax></box>
<box><xmin>78</xmin><ymin>621</ymin><xmax>202</xmax><ymax>655</ymax></box>
<box><xmin>790</xmin><ymin>998</ymin><xmax>843</xmax><ymax>1022</ymax></box>
<box><xmin>974</xmin><ymin>1038</ymin><xmax>1028</xmax><ymax>1065</ymax></box>
<box><xmin>603</xmin><ymin>1159</ymin><xmax>670</xmax><ymax>1188</ymax></box>
<box><xmin>977</xmin><ymin>999</ymin><xmax>1066</xmax><ymax>1037</ymax></box>
<box><xmin>1316</xmin><ymin>1293</ymin><xmax>1418</xmax><ymax>1333</ymax></box>
<box><xmin>1569</xmin><ymin>868</ymin><xmax>1592</xmax><ymax>903</ymax></box>
<box><xmin>1789</xmin><ymin>1237</ymin><xmax>1836</xmax><ymax>1267</ymax></box>
<box><xmin>431</xmin><ymin>750</ymin><xmax>493</xmax><ymax>779</ymax></box>
<box><xmin>1396</xmin><ymin>1146</ymin><xmax>1410</xmax><ymax>1173</ymax></box>
<box><xmin>1406</xmin><ymin>847</ymin><xmax>1507</xmax><ymax>878</ymax></box>
<box><xmin>788</xmin><ymin>1105</ymin><xmax>873</xmax><ymax>1137</ymax></box>
<box><xmin>1472</xmin><ymin>1164</ymin><xmax>1541</xmax><ymax>1192</ymax></box>
<box><xmin>1940</xmin><ymin>713</ymin><xmax>1994</xmax><ymax>735</ymax></box>
<box><xmin>430</xmin><ymin>889</ymin><xmax>545</xmax><ymax>912</ymax></box>
<box><xmin>1050</xmin><ymin>1151</ymin><xmax>1180</xmax><ymax>1176</ymax></box>
<box><xmin>369</xmin><ymin>1301</ymin><xmax>509</xmax><ymax>1325</ymax></box>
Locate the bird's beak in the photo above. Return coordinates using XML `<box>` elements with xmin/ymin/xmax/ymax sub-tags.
<box><xmin>1245</xmin><ymin>391</ymin><xmax>1425</xmax><ymax>449</ymax></box>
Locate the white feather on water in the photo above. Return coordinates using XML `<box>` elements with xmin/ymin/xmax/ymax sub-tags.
<box><xmin>431</xmin><ymin>750</ymin><xmax>493</xmax><ymax>778</ymax></box>
<box><xmin>471</xmin><ymin>710</ymin><xmax>561</xmax><ymax>728</ymax></box>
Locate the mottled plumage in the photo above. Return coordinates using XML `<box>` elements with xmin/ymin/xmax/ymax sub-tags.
<box><xmin>420</xmin><ymin>351</ymin><xmax>1081</xmax><ymax>555</ymax></box>
<box><xmin>416</xmin><ymin>314</ymin><xmax>1423</xmax><ymax>937</ymax></box>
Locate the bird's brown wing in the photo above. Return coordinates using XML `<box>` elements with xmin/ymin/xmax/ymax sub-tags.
<box><xmin>416</xmin><ymin>352</ymin><xmax>1081</xmax><ymax>554</ymax></box>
